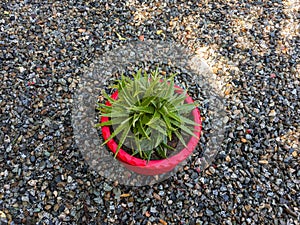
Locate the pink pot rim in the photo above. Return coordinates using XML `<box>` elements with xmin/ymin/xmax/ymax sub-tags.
<box><xmin>100</xmin><ymin>86</ymin><xmax>202</xmax><ymax>169</ymax></box>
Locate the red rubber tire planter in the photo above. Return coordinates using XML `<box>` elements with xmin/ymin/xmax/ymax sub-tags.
<box><xmin>101</xmin><ymin>86</ymin><xmax>202</xmax><ymax>175</ymax></box>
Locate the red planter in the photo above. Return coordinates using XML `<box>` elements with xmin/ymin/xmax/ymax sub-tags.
<box><xmin>101</xmin><ymin>87</ymin><xmax>202</xmax><ymax>175</ymax></box>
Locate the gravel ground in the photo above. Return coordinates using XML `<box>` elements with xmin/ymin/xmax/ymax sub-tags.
<box><xmin>0</xmin><ymin>0</ymin><xmax>299</xmax><ymax>224</ymax></box>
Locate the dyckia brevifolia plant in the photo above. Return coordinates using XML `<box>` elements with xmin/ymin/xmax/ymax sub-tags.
<box><xmin>96</xmin><ymin>69</ymin><xmax>199</xmax><ymax>161</ymax></box>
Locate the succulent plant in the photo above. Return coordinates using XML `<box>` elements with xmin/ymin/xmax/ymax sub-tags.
<box><xmin>96</xmin><ymin>69</ymin><xmax>199</xmax><ymax>161</ymax></box>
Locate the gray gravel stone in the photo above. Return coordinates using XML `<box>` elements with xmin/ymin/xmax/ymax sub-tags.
<box><xmin>0</xmin><ymin>0</ymin><xmax>299</xmax><ymax>224</ymax></box>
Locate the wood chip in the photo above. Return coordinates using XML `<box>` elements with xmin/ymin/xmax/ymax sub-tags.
<box><xmin>138</xmin><ymin>35</ymin><xmax>144</xmax><ymax>41</ymax></box>
<box><xmin>241</xmin><ymin>138</ymin><xmax>247</xmax><ymax>143</ymax></box>
<box><xmin>224</xmin><ymin>88</ymin><xmax>231</xmax><ymax>95</ymax></box>
<box><xmin>120</xmin><ymin>193</ymin><xmax>131</xmax><ymax>198</ymax></box>
<box><xmin>45</xmin><ymin>205</ymin><xmax>52</xmax><ymax>211</ymax></box>
<box><xmin>225</xmin><ymin>155</ymin><xmax>231</xmax><ymax>162</ymax></box>
<box><xmin>153</xmin><ymin>192</ymin><xmax>161</xmax><ymax>201</ymax></box>
<box><xmin>156</xmin><ymin>30</ymin><xmax>164</xmax><ymax>35</ymax></box>
<box><xmin>244</xmin><ymin>205</ymin><xmax>251</xmax><ymax>211</ymax></box>
<box><xmin>292</xmin><ymin>151</ymin><xmax>298</xmax><ymax>157</ymax></box>
<box><xmin>159</xmin><ymin>218</ymin><xmax>168</xmax><ymax>225</ymax></box>
<box><xmin>78</xmin><ymin>28</ymin><xmax>86</xmax><ymax>33</ymax></box>
<box><xmin>258</xmin><ymin>160</ymin><xmax>269</xmax><ymax>164</ymax></box>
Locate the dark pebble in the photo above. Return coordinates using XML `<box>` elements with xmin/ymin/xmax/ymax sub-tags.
<box><xmin>30</xmin><ymin>155</ymin><xmax>36</xmax><ymax>163</ymax></box>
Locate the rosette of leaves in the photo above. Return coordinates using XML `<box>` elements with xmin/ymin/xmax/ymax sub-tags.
<box><xmin>96</xmin><ymin>69</ymin><xmax>199</xmax><ymax>161</ymax></box>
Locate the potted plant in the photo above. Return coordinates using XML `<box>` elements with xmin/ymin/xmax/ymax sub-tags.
<box><xmin>96</xmin><ymin>69</ymin><xmax>201</xmax><ymax>175</ymax></box>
